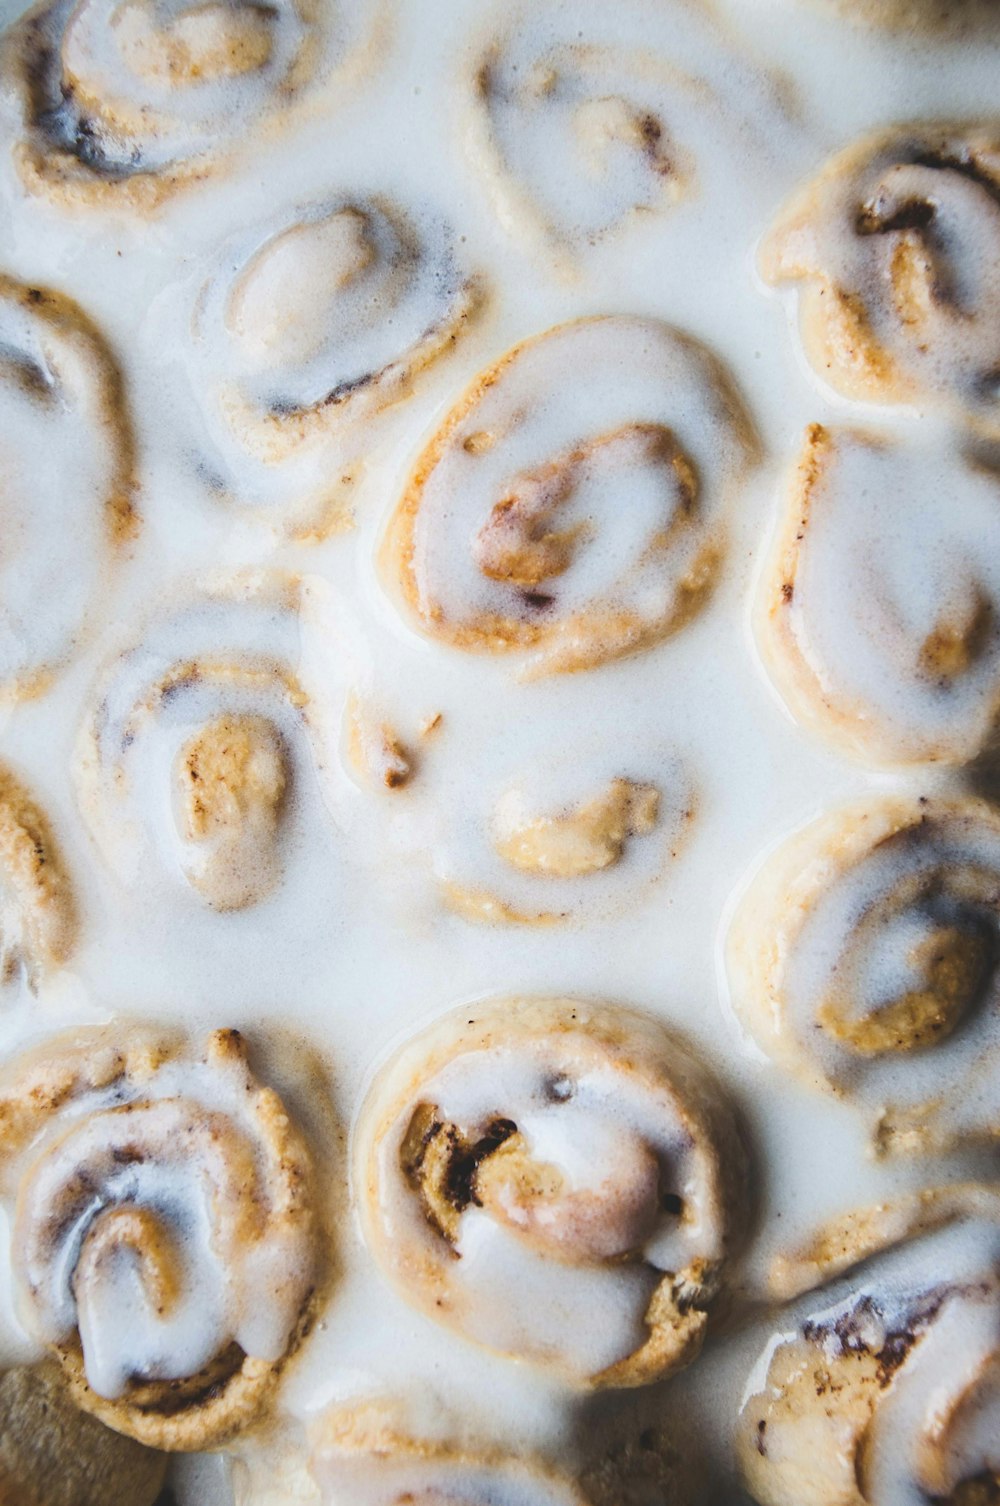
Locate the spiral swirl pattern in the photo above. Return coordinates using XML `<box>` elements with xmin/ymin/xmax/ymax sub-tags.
<box><xmin>0</xmin><ymin>1026</ymin><xmax>318</xmax><ymax>1449</ymax></box>
<box><xmin>74</xmin><ymin>572</ymin><xmax>345</xmax><ymax>913</ymax></box>
<box><xmin>727</xmin><ymin>795</ymin><xmax>1000</xmax><ymax>1154</ymax></box>
<box><xmin>0</xmin><ymin>276</ymin><xmax>136</xmax><ymax>702</ymax></box>
<box><xmin>738</xmin><ymin>1185</ymin><xmax>1000</xmax><ymax>1506</ymax></box>
<box><xmin>762</xmin><ymin>124</ymin><xmax>1000</xmax><ymax>433</ymax></box>
<box><xmin>2</xmin><ymin>0</ymin><xmax>373</xmax><ymax>208</ymax></box>
<box><xmin>183</xmin><ymin>195</ymin><xmax>482</xmax><ymax>538</ymax></box>
<box><xmin>758</xmin><ymin>424</ymin><xmax>1000</xmax><ymax>767</ymax></box>
<box><xmin>382</xmin><ymin>316</ymin><xmax>755</xmax><ymax>677</ymax></box>
<box><xmin>463</xmin><ymin>3</ymin><xmax>784</xmax><ymax>270</ymax></box>
<box><xmin>355</xmin><ymin>997</ymin><xmax>747</xmax><ymax>1388</ymax></box>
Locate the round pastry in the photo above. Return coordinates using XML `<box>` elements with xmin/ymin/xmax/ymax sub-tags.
<box><xmin>463</xmin><ymin>1</ymin><xmax>783</xmax><ymax>270</ymax></box>
<box><xmin>412</xmin><ymin>720</ymin><xmax>693</xmax><ymax>927</ymax></box>
<box><xmin>0</xmin><ymin>763</ymin><xmax>77</xmax><ymax>991</ymax></box>
<box><xmin>309</xmin><ymin>1400</ymin><xmax>587</xmax><ymax>1505</ymax></box>
<box><xmin>381</xmin><ymin>316</ymin><xmax>756</xmax><ymax>677</ymax></box>
<box><xmin>74</xmin><ymin>572</ymin><xmax>345</xmax><ymax>912</ymax></box>
<box><xmin>738</xmin><ymin>1183</ymin><xmax>1000</xmax><ymax>1506</ymax></box>
<box><xmin>1</xmin><ymin>0</ymin><xmax>375</xmax><ymax>210</ymax></box>
<box><xmin>182</xmin><ymin>194</ymin><xmax>482</xmax><ymax>539</ymax></box>
<box><xmin>726</xmin><ymin>794</ymin><xmax>1000</xmax><ymax>1154</ymax></box>
<box><xmin>760</xmin><ymin>123</ymin><xmax>1000</xmax><ymax>433</ymax></box>
<box><xmin>0</xmin><ymin>1363</ymin><xmax>167</xmax><ymax>1506</ymax></box>
<box><xmin>0</xmin><ymin>1025</ymin><xmax>320</xmax><ymax>1449</ymax></box>
<box><xmin>354</xmin><ymin>996</ymin><xmax>748</xmax><ymax>1388</ymax></box>
<box><xmin>0</xmin><ymin>275</ymin><xmax>136</xmax><ymax>702</ymax></box>
<box><xmin>756</xmin><ymin>424</ymin><xmax>1000</xmax><ymax>766</ymax></box>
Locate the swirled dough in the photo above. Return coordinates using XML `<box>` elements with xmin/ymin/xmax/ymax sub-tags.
<box><xmin>73</xmin><ymin>572</ymin><xmax>343</xmax><ymax>912</ymax></box>
<box><xmin>761</xmin><ymin>124</ymin><xmax>1000</xmax><ymax>432</ymax></box>
<box><xmin>180</xmin><ymin>195</ymin><xmax>482</xmax><ymax>538</ymax></box>
<box><xmin>757</xmin><ymin>424</ymin><xmax>1000</xmax><ymax>766</ymax></box>
<box><xmin>423</xmin><ymin>729</ymin><xmax>693</xmax><ymax>927</ymax></box>
<box><xmin>382</xmin><ymin>316</ymin><xmax>756</xmax><ymax>677</ymax></box>
<box><xmin>308</xmin><ymin>1400</ymin><xmax>588</xmax><ymax>1505</ymax></box>
<box><xmin>738</xmin><ymin>1184</ymin><xmax>1000</xmax><ymax>1506</ymax></box>
<box><xmin>1</xmin><ymin>0</ymin><xmax>375</xmax><ymax>209</ymax></box>
<box><xmin>0</xmin><ymin>1363</ymin><xmax>167</xmax><ymax>1506</ymax></box>
<box><xmin>0</xmin><ymin>275</ymin><xmax>136</xmax><ymax>702</ymax></box>
<box><xmin>463</xmin><ymin>1</ymin><xmax>784</xmax><ymax>270</ymax></box>
<box><xmin>354</xmin><ymin>997</ymin><xmax>747</xmax><ymax>1388</ymax></box>
<box><xmin>0</xmin><ymin>1025</ymin><xmax>319</xmax><ymax>1449</ymax></box>
<box><xmin>0</xmin><ymin>764</ymin><xmax>77</xmax><ymax>991</ymax></box>
<box><xmin>726</xmin><ymin>795</ymin><xmax>1000</xmax><ymax>1154</ymax></box>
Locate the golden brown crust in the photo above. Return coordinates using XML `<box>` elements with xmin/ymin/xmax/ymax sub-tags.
<box><xmin>0</xmin><ymin>764</ymin><xmax>77</xmax><ymax>985</ymax></box>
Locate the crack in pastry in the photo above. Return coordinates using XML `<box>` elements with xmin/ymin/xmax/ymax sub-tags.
<box><xmin>307</xmin><ymin>1398</ymin><xmax>589</xmax><ymax>1505</ymax></box>
<box><xmin>74</xmin><ymin>572</ymin><xmax>344</xmax><ymax>913</ymax></box>
<box><xmin>0</xmin><ymin>1026</ymin><xmax>320</xmax><ymax>1451</ymax></box>
<box><xmin>382</xmin><ymin>316</ymin><xmax>756</xmax><ymax>677</ymax></box>
<box><xmin>726</xmin><ymin>795</ymin><xmax>1000</xmax><ymax>1155</ymax></box>
<box><xmin>462</xmin><ymin>2</ymin><xmax>786</xmax><ymax>271</ymax></box>
<box><xmin>0</xmin><ymin>1362</ymin><xmax>167</xmax><ymax>1506</ymax></box>
<box><xmin>0</xmin><ymin>763</ymin><xmax>77</xmax><ymax>992</ymax></box>
<box><xmin>761</xmin><ymin>124</ymin><xmax>1000</xmax><ymax>434</ymax></box>
<box><xmin>1</xmin><ymin>0</ymin><xmax>376</xmax><ymax>210</ymax></box>
<box><xmin>738</xmin><ymin>1184</ymin><xmax>1000</xmax><ymax>1506</ymax></box>
<box><xmin>0</xmin><ymin>275</ymin><xmax>137</xmax><ymax>702</ymax></box>
<box><xmin>183</xmin><ymin>196</ymin><xmax>483</xmax><ymax>539</ymax></box>
<box><xmin>757</xmin><ymin>424</ymin><xmax>1000</xmax><ymax>766</ymax></box>
<box><xmin>354</xmin><ymin>997</ymin><xmax>748</xmax><ymax>1388</ymax></box>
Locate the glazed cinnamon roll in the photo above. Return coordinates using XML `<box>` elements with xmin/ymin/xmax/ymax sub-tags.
<box><xmin>758</xmin><ymin>425</ymin><xmax>1000</xmax><ymax>766</ymax></box>
<box><xmin>0</xmin><ymin>1026</ymin><xmax>319</xmax><ymax>1449</ymax></box>
<box><xmin>354</xmin><ymin>997</ymin><xmax>747</xmax><ymax>1388</ymax></box>
<box><xmin>184</xmin><ymin>195</ymin><xmax>482</xmax><ymax>538</ymax></box>
<box><xmin>761</xmin><ymin>124</ymin><xmax>1000</xmax><ymax>432</ymax></box>
<box><xmin>738</xmin><ymin>1184</ymin><xmax>1000</xmax><ymax>1506</ymax></box>
<box><xmin>463</xmin><ymin>3</ymin><xmax>783</xmax><ymax>270</ymax></box>
<box><xmin>0</xmin><ymin>1363</ymin><xmax>167</xmax><ymax>1506</ymax></box>
<box><xmin>1</xmin><ymin>0</ymin><xmax>374</xmax><ymax>210</ymax></box>
<box><xmin>0</xmin><ymin>275</ymin><xmax>136</xmax><ymax>701</ymax></box>
<box><xmin>0</xmin><ymin>764</ymin><xmax>77</xmax><ymax>990</ymax></box>
<box><xmin>423</xmin><ymin>728</ymin><xmax>693</xmax><ymax>927</ymax></box>
<box><xmin>74</xmin><ymin>573</ymin><xmax>342</xmax><ymax>912</ymax></box>
<box><xmin>726</xmin><ymin>795</ymin><xmax>1000</xmax><ymax>1154</ymax></box>
<box><xmin>308</xmin><ymin>1401</ymin><xmax>587</xmax><ymax>1505</ymax></box>
<box><xmin>382</xmin><ymin>317</ymin><xmax>756</xmax><ymax>677</ymax></box>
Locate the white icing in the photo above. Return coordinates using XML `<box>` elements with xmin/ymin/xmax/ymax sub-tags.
<box><xmin>761</xmin><ymin>428</ymin><xmax>1000</xmax><ymax>765</ymax></box>
<box><xmin>10</xmin><ymin>1049</ymin><xmax>314</xmax><ymax>1399</ymax></box>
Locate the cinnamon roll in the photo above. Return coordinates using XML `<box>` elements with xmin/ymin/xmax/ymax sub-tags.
<box><xmin>184</xmin><ymin>195</ymin><xmax>482</xmax><ymax>538</ymax></box>
<box><xmin>74</xmin><ymin>573</ymin><xmax>343</xmax><ymax>912</ymax></box>
<box><xmin>354</xmin><ymin>997</ymin><xmax>747</xmax><ymax>1387</ymax></box>
<box><xmin>0</xmin><ymin>1025</ymin><xmax>319</xmax><ymax>1449</ymax></box>
<box><xmin>757</xmin><ymin>424</ymin><xmax>1000</xmax><ymax>766</ymax></box>
<box><xmin>308</xmin><ymin>1401</ymin><xmax>587</xmax><ymax>1505</ymax></box>
<box><xmin>738</xmin><ymin>1183</ymin><xmax>1000</xmax><ymax>1506</ymax></box>
<box><xmin>382</xmin><ymin>317</ymin><xmax>756</xmax><ymax>677</ymax></box>
<box><xmin>726</xmin><ymin>795</ymin><xmax>1000</xmax><ymax>1154</ymax></box>
<box><xmin>1</xmin><ymin>0</ymin><xmax>374</xmax><ymax>210</ymax></box>
<box><xmin>424</xmin><ymin>728</ymin><xmax>693</xmax><ymax>927</ymax></box>
<box><xmin>761</xmin><ymin>124</ymin><xmax>1000</xmax><ymax>432</ymax></box>
<box><xmin>0</xmin><ymin>1363</ymin><xmax>167</xmax><ymax>1506</ymax></box>
<box><xmin>463</xmin><ymin>3</ymin><xmax>783</xmax><ymax>270</ymax></box>
<box><xmin>0</xmin><ymin>764</ymin><xmax>77</xmax><ymax>991</ymax></box>
<box><xmin>0</xmin><ymin>275</ymin><xmax>136</xmax><ymax>701</ymax></box>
